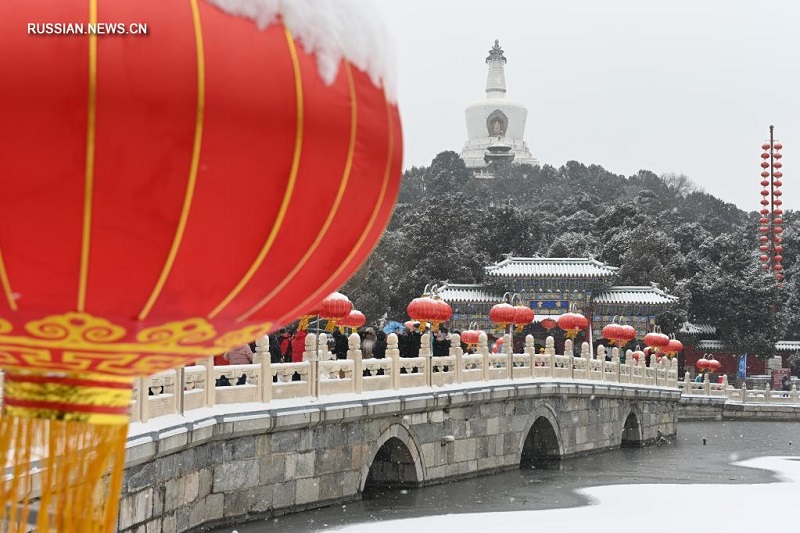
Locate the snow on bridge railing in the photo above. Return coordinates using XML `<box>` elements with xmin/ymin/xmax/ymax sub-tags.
<box><xmin>679</xmin><ymin>373</ymin><xmax>800</xmax><ymax>405</ymax></box>
<box><xmin>119</xmin><ymin>331</ymin><xmax>682</xmax><ymax>423</ymax></box>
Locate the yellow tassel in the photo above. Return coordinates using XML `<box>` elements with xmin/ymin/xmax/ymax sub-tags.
<box><xmin>0</xmin><ymin>370</ymin><xmax>132</xmax><ymax>533</ymax></box>
<box><xmin>0</xmin><ymin>416</ymin><xmax>129</xmax><ymax>533</ymax></box>
<box><xmin>325</xmin><ymin>320</ymin><xmax>336</xmax><ymax>332</ymax></box>
<box><xmin>419</xmin><ymin>322</ymin><xmax>427</xmax><ymax>332</ymax></box>
<box><xmin>298</xmin><ymin>316</ymin><xmax>310</xmax><ymax>331</ymax></box>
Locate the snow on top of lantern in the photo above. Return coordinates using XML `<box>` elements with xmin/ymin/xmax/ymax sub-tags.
<box><xmin>205</xmin><ymin>0</ymin><xmax>397</xmax><ymax>100</ymax></box>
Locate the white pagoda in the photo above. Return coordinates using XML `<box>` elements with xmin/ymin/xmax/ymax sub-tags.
<box><xmin>460</xmin><ymin>40</ymin><xmax>537</xmax><ymax>171</ymax></box>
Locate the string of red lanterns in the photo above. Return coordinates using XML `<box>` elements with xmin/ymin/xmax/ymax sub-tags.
<box><xmin>406</xmin><ymin>284</ymin><xmax>452</xmax><ymax>333</ymax></box>
<box><xmin>759</xmin><ymin>125</ymin><xmax>784</xmax><ymax>283</ymax></box>
<box><xmin>601</xmin><ymin>316</ymin><xmax>637</xmax><ymax>347</ymax></box>
<box><xmin>319</xmin><ymin>292</ymin><xmax>354</xmax><ymax>331</ymax></box>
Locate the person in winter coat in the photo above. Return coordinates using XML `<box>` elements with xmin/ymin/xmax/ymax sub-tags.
<box><xmin>290</xmin><ymin>329</ymin><xmax>308</xmax><ymax>363</ymax></box>
<box><xmin>332</xmin><ymin>329</ymin><xmax>349</xmax><ymax>359</ymax></box>
<box><xmin>278</xmin><ymin>329</ymin><xmax>292</xmax><ymax>362</ymax></box>
<box><xmin>224</xmin><ymin>344</ymin><xmax>253</xmax><ymax>365</ymax></box>
<box><xmin>268</xmin><ymin>333</ymin><xmax>283</xmax><ymax>364</ymax></box>
<box><xmin>432</xmin><ymin>328</ymin><xmax>449</xmax><ymax>357</ymax></box>
<box><xmin>361</xmin><ymin>327</ymin><xmax>376</xmax><ymax>358</ymax></box>
<box><xmin>372</xmin><ymin>331</ymin><xmax>387</xmax><ymax>359</ymax></box>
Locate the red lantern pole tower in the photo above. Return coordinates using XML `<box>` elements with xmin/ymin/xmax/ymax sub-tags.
<box><xmin>759</xmin><ymin>125</ymin><xmax>785</xmax><ymax>284</ymax></box>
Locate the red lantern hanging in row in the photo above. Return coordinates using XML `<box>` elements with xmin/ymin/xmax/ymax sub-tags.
<box><xmin>0</xmin><ymin>2</ymin><xmax>403</xmax><ymax>530</ymax></box>
<box><xmin>459</xmin><ymin>330</ymin><xmax>479</xmax><ymax>345</ymax></box>
<box><xmin>489</xmin><ymin>302</ymin><xmax>518</xmax><ymax>330</ymax></box>
<box><xmin>661</xmin><ymin>336</ymin><xmax>684</xmax><ymax>358</ymax></box>
<box><xmin>758</xmin><ymin>127</ymin><xmax>785</xmax><ymax>284</ymax></box>
<box><xmin>320</xmin><ymin>292</ymin><xmax>354</xmax><ymax>331</ymax></box>
<box><xmin>540</xmin><ymin>317</ymin><xmax>558</xmax><ymax>331</ymax></box>
<box><xmin>513</xmin><ymin>304</ymin><xmax>535</xmax><ymax>332</ymax></box>
<box><xmin>338</xmin><ymin>309</ymin><xmax>366</xmax><ymax>332</ymax></box>
<box><xmin>643</xmin><ymin>326</ymin><xmax>670</xmax><ymax>351</ymax></box>
<box><xmin>557</xmin><ymin>310</ymin><xmax>589</xmax><ymax>339</ymax></box>
<box><xmin>406</xmin><ymin>286</ymin><xmax>452</xmax><ymax>332</ymax></box>
<box><xmin>601</xmin><ymin>317</ymin><xmax>637</xmax><ymax>347</ymax></box>
<box><xmin>696</xmin><ymin>355</ymin><xmax>721</xmax><ymax>373</ymax></box>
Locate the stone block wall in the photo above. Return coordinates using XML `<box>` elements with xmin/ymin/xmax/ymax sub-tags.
<box><xmin>117</xmin><ymin>383</ymin><xmax>680</xmax><ymax>532</ymax></box>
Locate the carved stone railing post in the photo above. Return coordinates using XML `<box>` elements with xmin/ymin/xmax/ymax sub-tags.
<box><xmin>388</xmin><ymin>333</ymin><xmax>400</xmax><ymax>390</ymax></box>
<box><xmin>318</xmin><ymin>332</ymin><xmax>334</xmax><ymax>360</ymax></box>
<box><xmin>525</xmin><ymin>334</ymin><xmax>536</xmax><ymax>379</ymax></box>
<box><xmin>581</xmin><ymin>341</ymin><xmax>591</xmax><ymax>380</ymax></box>
<box><xmin>254</xmin><ymin>335</ymin><xmax>269</xmax><ymax>364</ymax></box>
<box><xmin>741</xmin><ymin>381</ymin><xmax>747</xmax><ymax>404</ymax></box>
<box><xmin>597</xmin><ymin>345</ymin><xmax>607</xmax><ymax>382</ymax></box>
<box><xmin>174</xmin><ymin>367</ymin><xmax>183</xmax><ymax>415</ymax></box>
<box><xmin>479</xmin><ymin>332</ymin><xmax>490</xmax><ymax>382</ymax></box>
<box><xmin>256</xmin><ymin>335</ymin><xmax>272</xmax><ymax>403</ymax></box>
<box><xmin>348</xmin><ymin>333</ymin><xmax>363</xmax><ymax>394</ymax></box>
<box><xmin>503</xmin><ymin>333</ymin><xmax>513</xmax><ymax>379</ymax></box>
<box><xmin>138</xmin><ymin>377</ymin><xmax>150</xmax><ymax>423</ymax></box>
<box><xmin>546</xmin><ymin>336</ymin><xmax>555</xmax><ymax>378</ymax></box>
<box><xmin>450</xmin><ymin>333</ymin><xmax>463</xmax><ymax>384</ymax></box>
<box><xmin>765</xmin><ymin>384</ymin><xmax>771</xmax><ymax>403</ymax></box>
<box><xmin>302</xmin><ymin>333</ymin><xmax>317</xmax><ymax>399</ymax></box>
<box><xmin>317</xmin><ymin>333</ymin><xmax>331</xmax><ymax>396</ymax></box>
<box><xmin>203</xmin><ymin>356</ymin><xmax>215</xmax><ymax>407</ymax></box>
<box><xmin>703</xmin><ymin>372</ymin><xmax>710</xmax><ymax>396</ymax></box>
<box><xmin>612</xmin><ymin>347</ymin><xmax>620</xmax><ymax>382</ymax></box>
<box><xmin>419</xmin><ymin>332</ymin><xmax>432</xmax><ymax>387</ymax></box>
<box><xmin>564</xmin><ymin>339</ymin><xmax>574</xmax><ymax>379</ymax></box>
<box><xmin>683</xmin><ymin>371</ymin><xmax>691</xmax><ymax>394</ymax></box>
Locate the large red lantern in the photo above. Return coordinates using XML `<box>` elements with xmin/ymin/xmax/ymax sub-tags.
<box><xmin>664</xmin><ymin>338</ymin><xmax>683</xmax><ymax>357</ymax></box>
<box><xmin>512</xmin><ymin>305</ymin><xmax>535</xmax><ymax>332</ymax></box>
<box><xmin>602</xmin><ymin>323</ymin><xmax>624</xmax><ymax>344</ymax></box>
<box><xmin>540</xmin><ymin>317</ymin><xmax>558</xmax><ymax>331</ymax></box>
<box><xmin>489</xmin><ymin>302</ymin><xmax>517</xmax><ymax>330</ymax></box>
<box><xmin>557</xmin><ymin>311</ymin><xmax>588</xmax><ymax>339</ymax></box>
<box><xmin>0</xmin><ymin>2</ymin><xmax>402</xmax><ymax>530</ymax></box>
<box><xmin>407</xmin><ymin>290</ymin><xmax>450</xmax><ymax>332</ymax></box>
<box><xmin>643</xmin><ymin>329</ymin><xmax>670</xmax><ymax>350</ymax></box>
<box><xmin>320</xmin><ymin>292</ymin><xmax>354</xmax><ymax>331</ymax></box>
<box><xmin>431</xmin><ymin>298</ymin><xmax>454</xmax><ymax>331</ymax></box>
<box><xmin>339</xmin><ymin>309</ymin><xmax>366</xmax><ymax>331</ymax></box>
<box><xmin>460</xmin><ymin>329</ymin><xmax>483</xmax><ymax>346</ymax></box>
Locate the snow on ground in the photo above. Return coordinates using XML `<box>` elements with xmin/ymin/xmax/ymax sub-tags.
<box><xmin>334</xmin><ymin>456</ymin><xmax>800</xmax><ymax>532</ymax></box>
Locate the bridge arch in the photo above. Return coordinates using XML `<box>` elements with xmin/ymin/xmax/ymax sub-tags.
<box><xmin>519</xmin><ymin>403</ymin><xmax>564</xmax><ymax>468</ymax></box>
<box><xmin>360</xmin><ymin>424</ymin><xmax>424</xmax><ymax>492</ymax></box>
<box><xmin>621</xmin><ymin>404</ymin><xmax>644</xmax><ymax>447</ymax></box>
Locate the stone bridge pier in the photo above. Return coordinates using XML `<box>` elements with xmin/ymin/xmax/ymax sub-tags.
<box><xmin>118</xmin><ymin>382</ymin><xmax>679</xmax><ymax>532</ymax></box>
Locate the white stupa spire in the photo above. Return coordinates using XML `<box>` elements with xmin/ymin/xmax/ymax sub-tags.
<box><xmin>460</xmin><ymin>39</ymin><xmax>537</xmax><ymax>170</ymax></box>
<box><xmin>485</xmin><ymin>39</ymin><xmax>507</xmax><ymax>98</ymax></box>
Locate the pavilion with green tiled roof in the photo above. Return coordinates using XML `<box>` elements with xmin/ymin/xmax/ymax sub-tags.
<box><xmin>441</xmin><ymin>257</ymin><xmax>678</xmax><ymax>344</ymax></box>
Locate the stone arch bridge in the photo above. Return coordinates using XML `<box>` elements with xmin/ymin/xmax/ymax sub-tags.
<box><xmin>118</xmin><ymin>379</ymin><xmax>678</xmax><ymax>532</ymax></box>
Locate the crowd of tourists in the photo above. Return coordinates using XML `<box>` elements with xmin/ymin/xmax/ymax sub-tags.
<box><xmin>214</xmin><ymin>323</ymin><xmax>461</xmax><ymax>368</ymax></box>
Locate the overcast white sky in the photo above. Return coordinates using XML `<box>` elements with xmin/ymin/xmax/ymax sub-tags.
<box><xmin>376</xmin><ymin>0</ymin><xmax>799</xmax><ymax>211</ymax></box>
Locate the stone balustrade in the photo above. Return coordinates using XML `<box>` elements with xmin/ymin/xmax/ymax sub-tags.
<box><xmin>127</xmin><ymin>332</ymin><xmax>680</xmax><ymax>423</ymax></box>
<box><xmin>679</xmin><ymin>372</ymin><xmax>800</xmax><ymax>404</ymax></box>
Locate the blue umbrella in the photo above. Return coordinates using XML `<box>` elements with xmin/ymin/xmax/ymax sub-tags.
<box><xmin>382</xmin><ymin>321</ymin><xmax>405</xmax><ymax>334</ymax></box>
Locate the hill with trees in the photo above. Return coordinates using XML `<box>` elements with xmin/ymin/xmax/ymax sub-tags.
<box><xmin>341</xmin><ymin>152</ymin><xmax>794</xmax><ymax>357</ymax></box>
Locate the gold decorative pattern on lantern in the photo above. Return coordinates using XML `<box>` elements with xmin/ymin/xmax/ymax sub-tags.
<box><xmin>0</xmin><ymin>312</ymin><xmax>272</xmax><ymax>378</ymax></box>
<box><xmin>214</xmin><ymin>323</ymin><xmax>273</xmax><ymax>348</ymax></box>
<box><xmin>136</xmin><ymin>318</ymin><xmax>217</xmax><ymax>346</ymax></box>
<box><xmin>25</xmin><ymin>312</ymin><xmax>126</xmax><ymax>344</ymax></box>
